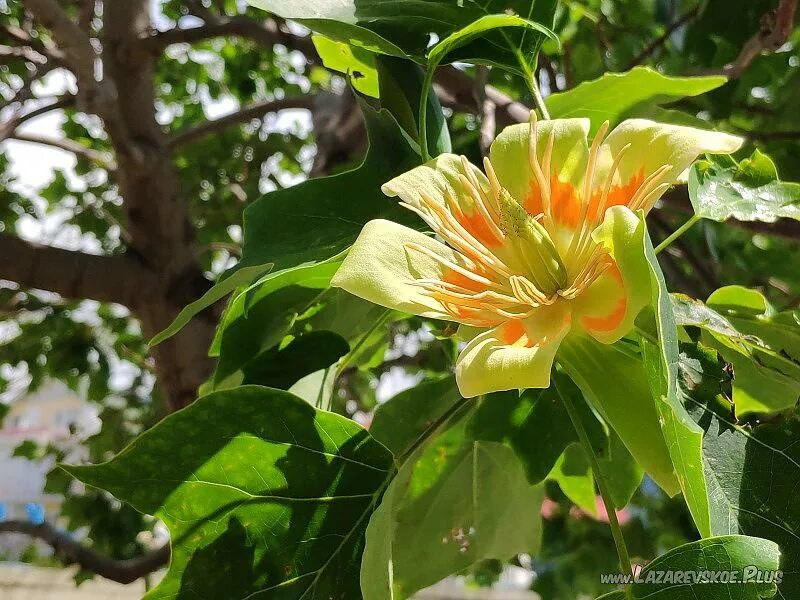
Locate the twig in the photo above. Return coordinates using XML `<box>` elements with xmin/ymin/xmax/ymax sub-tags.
<box><xmin>168</xmin><ymin>96</ymin><xmax>315</xmax><ymax>148</ymax></box>
<box><xmin>0</xmin><ymin>520</ymin><xmax>169</xmax><ymax>584</ymax></box>
<box><xmin>0</xmin><ymin>95</ymin><xmax>75</xmax><ymax>141</ymax></box>
<box><xmin>625</xmin><ymin>5</ymin><xmax>700</xmax><ymax>70</ymax></box>
<box><xmin>474</xmin><ymin>66</ymin><xmax>496</xmax><ymax>155</ymax></box>
<box><xmin>8</xmin><ymin>132</ymin><xmax>116</xmax><ymax>169</ymax></box>
<box><xmin>721</xmin><ymin>0</ymin><xmax>797</xmax><ymax>79</ymax></box>
<box><xmin>145</xmin><ymin>17</ymin><xmax>317</xmax><ymax>58</ymax></box>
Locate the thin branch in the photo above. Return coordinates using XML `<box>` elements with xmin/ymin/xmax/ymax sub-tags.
<box><xmin>0</xmin><ymin>43</ymin><xmax>49</xmax><ymax>65</ymax></box>
<box><xmin>7</xmin><ymin>132</ymin><xmax>116</xmax><ymax>169</ymax></box>
<box><xmin>0</xmin><ymin>233</ymin><xmax>156</xmax><ymax>308</ymax></box>
<box><xmin>0</xmin><ymin>520</ymin><xmax>169</xmax><ymax>584</ymax></box>
<box><xmin>625</xmin><ymin>5</ymin><xmax>700</xmax><ymax>70</ymax></box>
<box><xmin>720</xmin><ymin>0</ymin><xmax>797</xmax><ymax>79</ymax></box>
<box><xmin>168</xmin><ymin>96</ymin><xmax>315</xmax><ymax>148</ymax></box>
<box><xmin>434</xmin><ymin>65</ymin><xmax>530</xmax><ymax>126</ymax></box>
<box><xmin>145</xmin><ymin>17</ymin><xmax>317</xmax><ymax>57</ymax></box>
<box><xmin>0</xmin><ymin>95</ymin><xmax>74</xmax><ymax>142</ymax></box>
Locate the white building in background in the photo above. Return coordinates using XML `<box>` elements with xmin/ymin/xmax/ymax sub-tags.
<box><xmin>0</xmin><ymin>380</ymin><xmax>97</xmax><ymax>559</ymax></box>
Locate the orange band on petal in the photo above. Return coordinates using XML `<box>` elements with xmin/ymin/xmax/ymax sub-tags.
<box><xmin>443</xmin><ymin>269</ymin><xmax>488</xmax><ymax>293</ymax></box>
<box><xmin>580</xmin><ymin>263</ymin><xmax>627</xmax><ymax>333</ymax></box>
<box><xmin>524</xmin><ymin>176</ymin><xmax>582</xmax><ymax>228</ymax></box>
<box><xmin>458</xmin><ymin>208</ymin><xmax>504</xmax><ymax>248</ymax></box>
<box><xmin>499</xmin><ymin>319</ymin><xmax>535</xmax><ymax>347</ymax></box>
<box><xmin>587</xmin><ymin>168</ymin><xmax>645</xmax><ymax>221</ymax></box>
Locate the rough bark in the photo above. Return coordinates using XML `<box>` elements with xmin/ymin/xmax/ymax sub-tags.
<box><xmin>99</xmin><ymin>1</ymin><xmax>216</xmax><ymax>411</ymax></box>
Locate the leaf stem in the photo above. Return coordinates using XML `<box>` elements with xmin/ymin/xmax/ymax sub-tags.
<box><xmin>515</xmin><ymin>47</ymin><xmax>550</xmax><ymax>120</ymax></box>
<box><xmin>552</xmin><ymin>372</ymin><xmax>633</xmax><ymax>576</ymax></box>
<box><xmin>418</xmin><ymin>67</ymin><xmax>436</xmax><ymax>162</ymax></box>
<box><xmin>654</xmin><ymin>214</ymin><xmax>701</xmax><ymax>254</ymax></box>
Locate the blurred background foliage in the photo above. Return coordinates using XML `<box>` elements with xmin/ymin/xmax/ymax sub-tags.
<box><xmin>1</xmin><ymin>0</ymin><xmax>799</xmax><ymax>596</ymax></box>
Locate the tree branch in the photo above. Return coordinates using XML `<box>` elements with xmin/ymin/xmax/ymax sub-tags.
<box><xmin>0</xmin><ymin>96</ymin><xmax>75</xmax><ymax>143</ymax></box>
<box><xmin>145</xmin><ymin>16</ymin><xmax>317</xmax><ymax>57</ymax></box>
<box><xmin>0</xmin><ymin>520</ymin><xmax>169</xmax><ymax>584</ymax></box>
<box><xmin>625</xmin><ymin>5</ymin><xmax>700</xmax><ymax>70</ymax></box>
<box><xmin>168</xmin><ymin>96</ymin><xmax>315</xmax><ymax>147</ymax></box>
<box><xmin>721</xmin><ymin>0</ymin><xmax>797</xmax><ymax>79</ymax></box>
<box><xmin>0</xmin><ymin>233</ymin><xmax>156</xmax><ymax>307</ymax></box>
<box><xmin>434</xmin><ymin>65</ymin><xmax>530</xmax><ymax>126</ymax></box>
<box><xmin>23</xmin><ymin>0</ymin><xmax>96</xmax><ymax>90</ymax></box>
<box><xmin>7</xmin><ymin>132</ymin><xmax>116</xmax><ymax>169</ymax></box>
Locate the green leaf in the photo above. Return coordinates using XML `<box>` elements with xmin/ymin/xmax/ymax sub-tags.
<box><xmin>239</xmin><ymin>331</ymin><xmax>349</xmax><ymax>390</ymax></box>
<box><xmin>681</xmin><ymin>343</ymin><xmax>800</xmax><ymax>596</ymax></box>
<box><xmin>548</xmin><ymin>442</ymin><xmax>597</xmax><ymax>516</ymax></box>
<box><xmin>235</xmin><ymin>103</ymin><xmax>419</xmax><ymax>278</ymax></box>
<box><xmin>674</xmin><ymin>287</ymin><xmax>800</xmax><ymax>415</ymax></box>
<box><xmin>546</xmin><ymin>67</ymin><xmax>728</xmax><ymax>133</ymax></box>
<box><xmin>313</xmin><ymin>34</ymin><xmax>380</xmax><ymax>97</ymax></box>
<box><xmin>362</xmin><ymin>439</ymin><xmax>543</xmax><ymax>600</ymax></box>
<box><xmin>64</xmin><ymin>386</ymin><xmax>394</xmax><ymax>600</ymax></box>
<box><xmin>376</xmin><ymin>56</ymin><xmax>451</xmax><ymax>157</ymax></box>
<box><xmin>639</xmin><ymin>220</ymin><xmax>712</xmax><ymax>538</ymax></box>
<box><xmin>598</xmin><ymin>430</ymin><xmax>644</xmax><ymax>510</ymax></box>
<box><xmin>427</xmin><ymin>14</ymin><xmax>558</xmax><ymax>70</ymax></box>
<box><xmin>370</xmin><ymin>375</ymin><xmax>608</xmax><ymax>487</ymax></box>
<box><xmin>368</xmin><ymin>376</ymin><xmax>464</xmax><ymax>462</ymax></box>
<box><xmin>620</xmin><ymin>535</ymin><xmax>780</xmax><ymax>599</ymax></box>
<box><xmin>149</xmin><ymin>263</ymin><xmax>273</xmax><ymax>347</ymax></box>
<box><xmin>248</xmin><ymin>0</ymin><xmax>558</xmax><ymax>73</ymax></box>
<box><xmin>416</xmin><ymin>13</ymin><xmax>557</xmax><ymax>158</ymax></box>
<box><xmin>152</xmin><ymin>103</ymin><xmax>418</xmax><ymax>347</ymax></box>
<box><xmin>689</xmin><ymin>149</ymin><xmax>800</xmax><ymax>223</ymax></box>
<box><xmin>558</xmin><ymin>335</ymin><xmax>680</xmax><ymax>497</ymax></box>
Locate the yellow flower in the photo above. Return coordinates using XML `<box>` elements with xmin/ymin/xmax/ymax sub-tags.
<box><xmin>332</xmin><ymin>115</ymin><xmax>742</xmax><ymax>397</ymax></box>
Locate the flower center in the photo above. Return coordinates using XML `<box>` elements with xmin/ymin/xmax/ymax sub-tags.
<box><xmin>402</xmin><ymin>115</ymin><xmax>671</xmax><ymax>326</ymax></box>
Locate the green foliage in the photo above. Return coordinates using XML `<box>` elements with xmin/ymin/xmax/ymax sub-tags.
<box><xmin>6</xmin><ymin>0</ymin><xmax>800</xmax><ymax>597</ymax></box>
<box><xmin>674</xmin><ymin>287</ymin><xmax>800</xmax><ymax>415</ymax></box>
<box><xmin>66</xmin><ymin>386</ymin><xmax>394</xmax><ymax>600</ymax></box>
<box><xmin>546</xmin><ymin>66</ymin><xmax>728</xmax><ymax>132</ymax></box>
<box><xmin>248</xmin><ymin>0</ymin><xmax>558</xmax><ymax>73</ymax></box>
<box><xmin>680</xmin><ymin>343</ymin><xmax>800</xmax><ymax>596</ymax></box>
<box><xmin>690</xmin><ymin>150</ymin><xmax>800</xmax><ymax>223</ymax></box>
<box><xmin>599</xmin><ymin>535</ymin><xmax>780</xmax><ymax>599</ymax></box>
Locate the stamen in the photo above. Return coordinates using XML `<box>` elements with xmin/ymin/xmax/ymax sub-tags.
<box><xmin>635</xmin><ymin>182</ymin><xmax>671</xmax><ymax>214</ymax></box>
<box><xmin>628</xmin><ymin>164</ymin><xmax>671</xmax><ymax>211</ymax></box>
<box><xmin>567</xmin><ymin>120</ymin><xmax>610</xmax><ymax>261</ymax></box>
<box><xmin>404</xmin><ymin>242</ymin><xmax>496</xmax><ymax>288</ymax></box>
<box><xmin>528</xmin><ymin>112</ymin><xmax>554</xmax><ymax>230</ymax></box>
<box><xmin>457</xmin><ymin>174</ymin><xmax>504</xmax><ymax>240</ymax></box>
<box><xmin>422</xmin><ymin>192</ymin><xmax>514</xmax><ymax>278</ymax></box>
<box><xmin>482</xmin><ymin>157</ymin><xmax>503</xmax><ymax>211</ymax></box>
<box><xmin>597</xmin><ymin>142</ymin><xmax>632</xmax><ymax>222</ymax></box>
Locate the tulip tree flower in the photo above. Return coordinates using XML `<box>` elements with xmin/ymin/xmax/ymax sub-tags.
<box><xmin>332</xmin><ymin>114</ymin><xmax>742</xmax><ymax>398</ymax></box>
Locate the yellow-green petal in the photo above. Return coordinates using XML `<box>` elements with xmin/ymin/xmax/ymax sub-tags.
<box><xmin>488</xmin><ymin>118</ymin><xmax>590</xmax><ymax>219</ymax></box>
<box><xmin>594</xmin><ymin>119</ymin><xmax>743</xmax><ymax>212</ymax></box>
<box><xmin>331</xmin><ymin>219</ymin><xmax>464</xmax><ymax>320</ymax></box>
<box><xmin>455</xmin><ymin>303</ymin><xmax>571</xmax><ymax>397</ymax></box>
<box><xmin>572</xmin><ymin>206</ymin><xmax>650</xmax><ymax>344</ymax></box>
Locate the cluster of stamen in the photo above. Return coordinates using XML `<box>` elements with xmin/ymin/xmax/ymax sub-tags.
<box><xmin>401</xmin><ymin>112</ymin><xmax>673</xmax><ymax>326</ymax></box>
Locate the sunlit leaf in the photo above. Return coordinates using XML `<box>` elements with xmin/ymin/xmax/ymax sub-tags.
<box><xmin>681</xmin><ymin>343</ymin><xmax>800</xmax><ymax>596</ymax></box>
<box><xmin>690</xmin><ymin>150</ymin><xmax>800</xmax><ymax>223</ymax></box>
<box><xmin>546</xmin><ymin>67</ymin><xmax>728</xmax><ymax>133</ymax></box>
<box><xmin>65</xmin><ymin>386</ymin><xmax>394</xmax><ymax>600</ymax></box>
<box><xmin>313</xmin><ymin>34</ymin><xmax>380</xmax><ymax>97</ymax></box>
<box><xmin>674</xmin><ymin>287</ymin><xmax>800</xmax><ymax>415</ymax></box>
